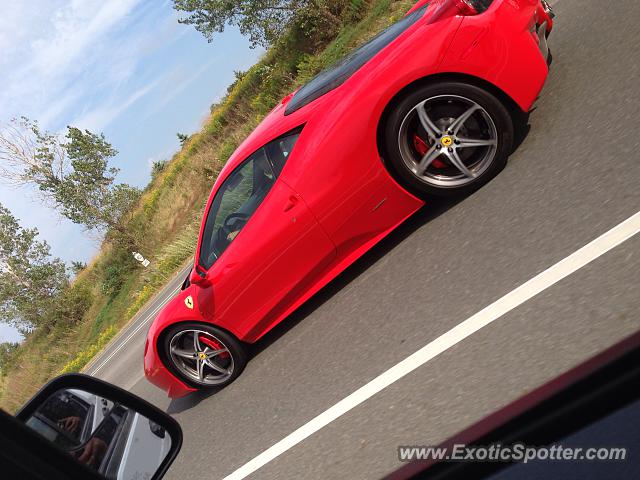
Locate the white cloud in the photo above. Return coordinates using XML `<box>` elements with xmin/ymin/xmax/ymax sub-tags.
<box><xmin>72</xmin><ymin>78</ymin><xmax>161</xmax><ymax>132</ymax></box>
<box><xmin>20</xmin><ymin>0</ymin><xmax>141</xmax><ymax>78</ymax></box>
<box><xmin>0</xmin><ymin>3</ymin><xmax>33</xmax><ymax>65</ymax></box>
<box><xmin>145</xmin><ymin>56</ymin><xmax>220</xmax><ymax>118</ymax></box>
<box><xmin>38</xmin><ymin>90</ymin><xmax>83</xmax><ymax>129</ymax></box>
<box><xmin>0</xmin><ymin>0</ymin><xmax>176</xmax><ymax>132</ymax></box>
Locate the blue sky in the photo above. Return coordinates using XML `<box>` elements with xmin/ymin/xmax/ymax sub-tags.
<box><xmin>0</xmin><ymin>0</ymin><xmax>264</xmax><ymax>342</ymax></box>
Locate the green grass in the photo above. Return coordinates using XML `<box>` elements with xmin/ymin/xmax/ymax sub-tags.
<box><xmin>0</xmin><ymin>0</ymin><xmax>417</xmax><ymax>412</ymax></box>
<box><xmin>60</xmin><ymin>325</ymin><xmax>118</xmax><ymax>374</ymax></box>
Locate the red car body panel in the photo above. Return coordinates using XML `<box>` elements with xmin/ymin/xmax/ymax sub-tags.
<box><xmin>144</xmin><ymin>287</ymin><xmax>207</xmax><ymax>398</ymax></box>
<box><xmin>440</xmin><ymin>0</ymin><xmax>553</xmax><ymax>112</ymax></box>
<box><xmin>144</xmin><ymin>0</ymin><xmax>554</xmax><ymax>397</ymax></box>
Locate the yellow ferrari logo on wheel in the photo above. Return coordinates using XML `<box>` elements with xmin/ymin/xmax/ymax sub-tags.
<box><xmin>198</xmin><ymin>352</ymin><xmax>207</xmax><ymax>360</ymax></box>
<box><xmin>184</xmin><ymin>295</ymin><xmax>194</xmax><ymax>310</ymax></box>
<box><xmin>441</xmin><ymin>136</ymin><xmax>453</xmax><ymax>147</ymax></box>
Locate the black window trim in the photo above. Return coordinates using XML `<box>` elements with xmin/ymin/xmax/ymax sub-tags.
<box><xmin>263</xmin><ymin>124</ymin><xmax>305</xmax><ymax>176</ymax></box>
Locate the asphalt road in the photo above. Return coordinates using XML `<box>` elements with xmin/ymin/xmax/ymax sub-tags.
<box><xmin>87</xmin><ymin>0</ymin><xmax>640</xmax><ymax>478</ymax></box>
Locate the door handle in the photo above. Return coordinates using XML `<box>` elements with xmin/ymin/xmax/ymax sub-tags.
<box><xmin>283</xmin><ymin>195</ymin><xmax>299</xmax><ymax>212</ymax></box>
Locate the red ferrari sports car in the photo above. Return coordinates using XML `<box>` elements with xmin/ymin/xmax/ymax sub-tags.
<box><xmin>145</xmin><ymin>0</ymin><xmax>555</xmax><ymax>397</ymax></box>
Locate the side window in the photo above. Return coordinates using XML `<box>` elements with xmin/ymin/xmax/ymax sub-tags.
<box><xmin>266</xmin><ymin>131</ymin><xmax>301</xmax><ymax>175</ymax></box>
<box><xmin>199</xmin><ymin>149</ymin><xmax>276</xmax><ymax>268</ymax></box>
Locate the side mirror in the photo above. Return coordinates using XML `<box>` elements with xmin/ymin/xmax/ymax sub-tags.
<box><xmin>189</xmin><ymin>267</ymin><xmax>211</xmax><ymax>287</ymax></box>
<box><xmin>15</xmin><ymin>374</ymin><xmax>182</xmax><ymax>480</ymax></box>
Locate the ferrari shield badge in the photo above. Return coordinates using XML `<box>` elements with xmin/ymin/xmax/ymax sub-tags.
<box><xmin>184</xmin><ymin>295</ymin><xmax>194</xmax><ymax>310</ymax></box>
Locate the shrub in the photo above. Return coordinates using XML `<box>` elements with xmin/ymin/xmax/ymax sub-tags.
<box><xmin>51</xmin><ymin>280</ymin><xmax>94</xmax><ymax>328</ymax></box>
<box><xmin>151</xmin><ymin>159</ymin><xmax>169</xmax><ymax>179</ymax></box>
<box><xmin>100</xmin><ymin>248</ymin><xmax>136</xmax><ymax>297</ymax></box>
<box><xmin>60</xmin><ymin>325</ymin><xmax>117</xmax><ymax>373</ymax></box>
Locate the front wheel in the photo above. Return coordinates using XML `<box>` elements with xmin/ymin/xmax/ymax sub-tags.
<box><xmin>381</xmin><ymin>82</ymin><xmax>514</xmax><ymax>198</ymax></box>
<box><xmin>161</xmin><ymin>322</ymin><xmax>247</xmax><ymax>390</ymax></box>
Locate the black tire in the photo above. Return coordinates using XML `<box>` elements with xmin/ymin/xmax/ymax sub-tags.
<box><xmin>161</xmin><ymin>322</ymin><xmax>247</xmax><ymax>390</ymax></box>
<box><xmin>380</xmin><ymin>81</ymin><xmax>514</xmax><ymax>198</ymax></box>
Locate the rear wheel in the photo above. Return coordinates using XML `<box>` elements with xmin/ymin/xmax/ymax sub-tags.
<box><xmin>381</xmin><ymin>82</ymin><xmax>514</xmax><ymax>198</ymax></box>
<box><xmin>161</xmin><ymin>322</ymin><xmax>247</xmax><ymax>389</ymax></box>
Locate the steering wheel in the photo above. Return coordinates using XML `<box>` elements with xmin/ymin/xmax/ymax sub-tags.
<box><xmin>222</xmin><ymin>212</ymin><xmax>249</xmax><ymax>228</ymax></box>
<box><xmin>216</xmin><ymin>212</ymin><xmax>250</xmax><ymax>250</ymax></box>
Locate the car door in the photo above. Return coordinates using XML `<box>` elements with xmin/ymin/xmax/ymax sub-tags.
<box><xmin>200</xmin><ymin>135</ymin><xmax>336</xmax><ymax>342</ymax></box>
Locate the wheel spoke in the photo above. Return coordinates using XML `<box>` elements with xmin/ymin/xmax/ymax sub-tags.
<box><xmin>172</xmin><ymin>348</ymin><xmax>196</xmax><ymax>360</ymax></box>
<box><xmin>196</xmin><ymin>359</ymin><xmax>205</xmax><ymax>380</ymax></box>
<box><xmin>205</xmin><ymin>348</ymin><xmax>228</xmax><ymax>359</ymax></box>
<box><xmin>445</xmin><ymin>150</ymin><xmax>476</xmax><ymax>178</ymax></box>
<box><xmin>417</xmin><ymin>102</ymin><xmax>442</xmax><ymax>140</ymax></box>
<box><xmin>399</xmin><ymin>95</ymin><xmax>498</xmax><ymax>189</ymax></box>
<box><xmin>449</xmin><ymin>104</ymin><xmax>480</xmax><ymax>134</ymax></box>
<box><xmin>415</xmin><ymin>145</ymin><xmax>442</xmax><ymax>175</ymax></box>
<box><xmin>456</xmin><ymin>137</ymin><xmax>497</xmax><ymax>149</ymax></box>
<box><xmin>205</xmin><ymin>359</ymin><xmax>230</xmax><ymax>375</ymax></box>
<box><xmin>170</xmin><ymin>329</ymin><xmax>235</xmax><ymax>385</ymax></box>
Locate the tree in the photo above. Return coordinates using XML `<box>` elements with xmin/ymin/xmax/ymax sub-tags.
<box><xmin>173</xmin><ymin>0</ymin><xmax>343</xmax><ymax>48</ymax></box>
<box><xmin>70</xmin><ymin>261</ymin><xmax>86</xmax><ymax>275</ymax></box>
<box><xmin>176</xmin><ymin>133</ymin><xmax>189</xmax><ymax>146</ymax></box>
<box><xmin>0</xmin><ymin>118</ymin><xmax>141</xmax><ymax>248</ymax></box>
<box><xmin>0</xmin><ymin>342</ymin><xmax>19</xmax><ymax>375</ymax></box>
<box><xmin>0</xmin><ymin>204</ymin><xmax>68</xmax><ymax>333</ymax></box>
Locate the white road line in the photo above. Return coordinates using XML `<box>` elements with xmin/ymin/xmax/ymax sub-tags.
<box><xmin>89</xmin><ymin>285</ymin><xmax>181</xmax><ymax>375</ymax></box>
<box><xmin>224</xmin><ymin>210</ymin><xmax>640</xmax><ymax>480</ymax></box>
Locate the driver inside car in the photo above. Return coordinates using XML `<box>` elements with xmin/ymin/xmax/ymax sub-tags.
<box><xmin>199</xmin><ymin>140</ymin><xmax>287</xmax><ymax>268</ymax></box>
<box><xmin>219</xmin><ymin>151</ymin><xmax>275</xmax><ymax>245</ymax></box>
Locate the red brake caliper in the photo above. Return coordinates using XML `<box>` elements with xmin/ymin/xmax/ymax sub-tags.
<box><xmin>413</xmin><ymin>134</ymin><xmax>446</xmax><ymax>169</ymax></box>
<box><xmin>199</xmin><ymin>334</ymin><xmax>231</xmax><ymax>359</ymax></box>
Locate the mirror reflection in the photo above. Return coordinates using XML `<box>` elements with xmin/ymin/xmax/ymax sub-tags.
<box><xmin>24</xmin><ymin>388</ymin><xmax>172</xmax><ymax>479</ymax></box>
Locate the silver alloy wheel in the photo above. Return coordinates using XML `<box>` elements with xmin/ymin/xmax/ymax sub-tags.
<box><xmin>397</xmin><ymin>94</ymin><xmax>498</xmax><ymax>188</ymax></box>
<box><xmin>169</xmin><ymin>329</ymin><xmax>234</xmax><ymax>386</ymax></box>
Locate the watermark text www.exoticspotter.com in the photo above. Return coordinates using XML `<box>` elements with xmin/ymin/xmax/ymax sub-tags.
<box><xmin>398</xmin><ymin>444</ymin><xmax>627</xmax><ymax>464</ymax></box>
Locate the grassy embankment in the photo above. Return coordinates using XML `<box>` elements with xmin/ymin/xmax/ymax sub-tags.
<box><xmin>0</xmin><ymin>0</ymin><xmax>414</xmax><ymax>412</ymax></box>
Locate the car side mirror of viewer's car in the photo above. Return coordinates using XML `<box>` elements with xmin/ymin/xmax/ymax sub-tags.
<box><xmin>9</xmin><ymin>373</ymin><xmax>182</xmax><ymax>480</ymax></box>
